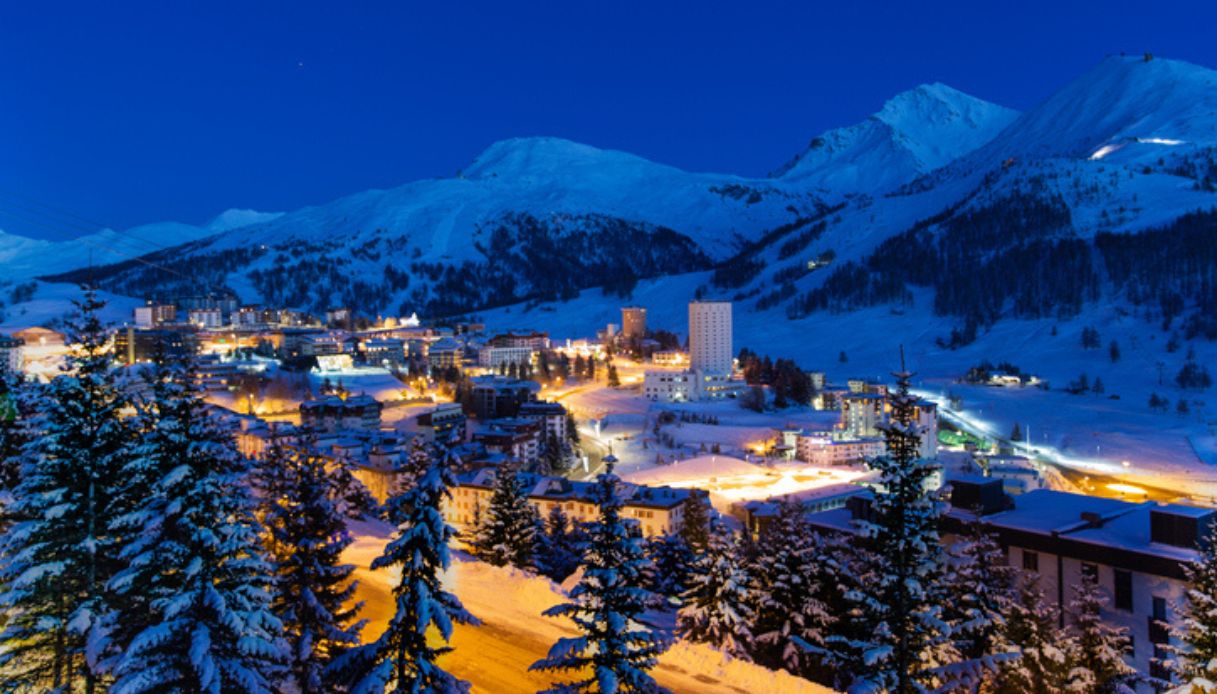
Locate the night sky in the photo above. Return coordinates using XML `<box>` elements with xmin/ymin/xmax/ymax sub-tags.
<box><xmin>3</xmin><ymin>0</ymin><xmax>1214</xmax><ymax>237</ymax></box>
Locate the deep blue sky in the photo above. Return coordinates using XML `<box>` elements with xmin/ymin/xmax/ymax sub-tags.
<box><xmin>3</xmin><ymin>0</ymin><xmax>1215</xmax><ymax>239</ymax></box>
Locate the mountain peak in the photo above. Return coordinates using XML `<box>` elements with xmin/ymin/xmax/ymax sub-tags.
<box><xmin>463</xmin><ymin>137</ymin><xmax>667</xmax><ymax>180</ymax></box>
<box><xmin>774</xmin><ymin>83</ymin><xmax>1017</xmax><ymax>191</ymax></box>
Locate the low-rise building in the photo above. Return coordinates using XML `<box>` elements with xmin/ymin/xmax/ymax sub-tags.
<box><xmin>300</xmin><ymin>394</ymin><xmax>382</xmax><ymax>433</ymax></box>
<box><xmin>427</xmin><ymin>337</ymin><xmax>464</xmax><ymax>371</ymax></box>
<box><xmin>417</xmin><ymin>402</ymin><xmax>467</xmax><ymax>445</ymax></box>
<box><xmin>114</xmin><ymin>327</ymin><xmax>194</xmax><ymax>365</ymax></box>
<box><xmin>469</xmin><ymin>375</ymin><xmax>540</xmax><ymax>419</ymax></box>
<box><xmin>517</xmin><ymin>400</ymin><xmax>569</xmax><ymax>441</ymax></box>
<box><xmin>187</xmin><ymin>308</ymin><xmax>224</xmax><ymax>329</ymax></box>
<box><xmin>651</xmin><ymin>350</ymin><xmax>686</xmax><ymax>367</ymax></box>
<box><xmin>478</xmin><ymin>345</ymin><xmax>534</xmax><ymax>370</ymax></box>
<box><xmin>364</xmin><ymin>338</ymin><xmax>406</xmax><ymax>367</ymax></box>
<box><xmin>472</xmin><ymin>418</ymin><xmax>542</xmax><ymax>463</ymax></box>
<box><xmin>739</xmin><ymin>482</ymin><xmax>868</xmax><ymax>535</ymax></box>
<box><xmin>796</xmin><ymin>432</ymin><xmax>885</xmax><ymax>466</ymax></box>
<box><xmin>945</xmin><ymin>486</ymin><xmax>1210</xmax><ymax>679</ymax></box>
<box><xmin>643</xmin><ymin>370</ymin><xmax>695</xmax><ymax>402</ymax></box>
<box><xmin>445</xmin><ymin>469</ymin><xmax>699</xmax><ymax>538</ymax></box>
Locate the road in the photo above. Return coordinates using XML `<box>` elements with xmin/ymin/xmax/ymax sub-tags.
<box><xmin>924</xmin><ymin>391</ymin><xmax>1193</xmax><ymax>503</ymax></box>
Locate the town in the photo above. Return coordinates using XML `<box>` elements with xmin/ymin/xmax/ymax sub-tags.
<box><xmin>0</xmin><ymin>288</ymin><xmax>1205</xmax><ymax>691</ymax></box>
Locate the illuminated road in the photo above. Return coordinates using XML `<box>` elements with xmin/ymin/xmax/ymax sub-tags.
<box><xmin>920</xmin><ymin>390</ymin><xmax>1193</xmax><ymax>504</ymax></box>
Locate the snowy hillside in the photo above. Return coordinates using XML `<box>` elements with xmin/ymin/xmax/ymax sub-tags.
<box><xmin>773</xmin><ymin>83</ymin><xmax>1018</xmax><ymax>192</ymax></box>
<box><xmin>0</xmin><ymin>208</ymin><xmax>281</xmax><ymax>279</ymax></box>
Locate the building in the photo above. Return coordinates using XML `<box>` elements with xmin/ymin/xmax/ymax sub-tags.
<box><xmin>301</xmin><ymin>333</ymin><xmax>347</xmax><ymax>357</ymax></box>
<box><xmin>114</xmin><ymin>327</ymin><xmax>193</xmax><ymax>365</ymax></box>
<box><xmin>643</xmin><ymin>370</ymin><xmax>695</xmax><ymax>402</ymax></box>
<box><xmin>945</xmin><ymin>486</ymin><xmax>1212</xmax><ymax>678</ymax></box>
<box><xmin>0</xmin><ymin>334</ymin><xmax>24</xmax><ymax>374</ymax></box>
<box><xmin>426</xmin><ymin>337</ymin><xmax>464</xmax><ymax>371</ymax></box>
<box><xmin>469</xmin><ymin>375</ymin><xmax>541</xmax><ymax>419</ymax></box>
<box><xmin>134</xmin><ymin>303</ymin><xmax>176</xmax><ymax>328</ymax></box>
<box><xmin>688</xmin><ymin>300</ymin><xmax>733</xmax><ymax>374</ymax></box>
<box><xmin>517</xmin><ymin>400</ymin><xmax>569</xmax><ymax>441</ymax></box>
<box><xmin>299</xmin><ymin>394</ymin><xmax>382</xmax><ymax>433</ymax></box>
<box><xmin>651</xmin><ymin>350</ymin><xmax>686</xmax><ymax>367</ymax></box>
<box><xmin>981</xmin><ymin>454</ymin><xmax>1044</xmax><ymax>495</ymax></box>
<box><xmin>12</xmin><ymin>326</ymin><xmax>65</xmax><ymax>348</ymax></box>
<box><xmin>477</xmin><ymin>345</ymin><xmax>534</xmax><ymax>370</ymax></box>
<box><xmin>739</xmin><ymin>483</ymin><xmax>868</xmax><ymax>535</ymax></box>
<box><xmin>472</xmin><ymin>418</ymin><xmax>542</xmax><ymax>463</ymax></box>
<box><xmin>325</xmin><ymin>307</ymin><xmax>352</xmax><ymax>329</ymax></box>
<box><xmin>796</xmin><ymin>432</ymin><xmax>885</xmax><ymax>466</ymax></box>
<box><xmin>621</xmin><ymin>306</ymin><xmax>646</xmax><ymax>339</ymax></box>
<box><xmin>446</xmin><ymin>468</ymin><xmax>699</xmax><ymax>538</ymax></box>
<box><xmin>489</xmin><ymin>331</ymin><xmax>549</xmax><ymax>350</ymax></box>
<box><xmin>187</xmin><ymin>308</ymin><xmax>223</xmax><ymax>329</ymax></box>
<box><xmin>193</xmin><ymin>355</ymin><xmax>240</xmax><ymax>391</ymax></box>
<box><xmin>417</xmin><ymin>402</ymin><xmax>467</xmax><ymax>445</ymax></box>
<box><xmin>841</xmin><ymin>392</ymin><xmax>886</xmax><ymax>438</ymax></box>
<box><xmin>364</xmin><ymin>338</ymin><xmax>406</xmax><ymax>367</ymax></box>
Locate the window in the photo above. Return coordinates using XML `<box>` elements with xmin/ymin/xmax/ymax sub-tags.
<box><xmin>1114</xmin><ymin>569</ymin><xmax>1133</xmax><ymax>611</ymax></box>
<box><xmin>1081</xmin><ymin>562</ymin><xmax>1098</xmax><ymax>581</ymax></box>
<box><xmin>1022</xmin><ymin>550</ymin><xmax>1039</xmax><ymax>572</ymax></box>
<box><xmin>1153</xmin><ymin>596</ymin><xmax>1168</xmax><ymax>622</ymax></box>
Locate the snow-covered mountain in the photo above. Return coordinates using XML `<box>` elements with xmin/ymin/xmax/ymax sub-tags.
<box><xmin>0</xmin><ymin>209</ymin><xmax>282</xmax><ymax>278</ymax></box>
<box><xmin>772</xmin><ymin>83</ymin><xmax>1018</xmax><ymax>191</ymax></box>
<box><xmin>25</xmin><ymin>55</ymin><xmax>1217</xmax><ymax>343</ymax></box>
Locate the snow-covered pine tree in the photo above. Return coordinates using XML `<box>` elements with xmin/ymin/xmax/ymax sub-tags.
<box><xmin>0</xmin><ymin>287</ymin><xmax>136</xmax><ymax>691</ymax></box>
<box><xmin>838</xmin><ymin>357</ymin><xmax>956</xmax><ymax>692</ymax></box>
<box><xmin>677</xmin><ymin>520</ymin><xmax>754</xmax><ymax>659</ymax></box>
<box><xmin>0</xmin><ymin>369</ymin><xmax>33</xmax><ymax>501</ymax></box>
<box><xmin>679</xmin><ymin>494</ymin><xmax>711</xmax><ymax>554</ymax></box>
<box><xmin>993</xmin><ymin>577</ymin><xmax>1070</xmax><ymax>694</ymax></box>
<box><xmin>530</xmin><ymin>462</ymin><xmax>671</xmax><ymax>693</ymax></box>
<box><xmin>1065</xmin><ymin>570</ymin><xmax>1138</xmax><ymax>692</ymax></box>
<box><xmin>1174</xmin><ymin>525</ymin><xmax>1217</xmax><ymax>685</ymax></box>
<box><xmin>643</xmin><ymin>532</ymin><xmax>695</xmax><ymax>606</ymax></box>
<box><xmin>749</xmin><ymin>498</ymin><xmax>829</xmax><ymax>676</ymax></box>
<box><xmin>259</xmin><ymin>434</ymin><xmax>365</xmax><ymax>693</ymax></box>
<box><xmin>471</xmin><ymin>464</ymin><xmax>538</xmax><ymax>570</ymax></box>
<box><xmin>943</xmin><ymin>523</ymin><xmax>1020</xmax><ymax>665</ymax></box>
<box><xmin>534</xmin><ymin>503</ymin><xmax>583</xmax><ymax>583</ymax></box>
<box><xmin>336</xmin><ymin>443</ymin><xmax>478</xmax><ymax>693</ymax></box>
<box><xmin>107</xmin><ymin>351</ymin><xmax>286</xmax><ymax>694</ymax></box>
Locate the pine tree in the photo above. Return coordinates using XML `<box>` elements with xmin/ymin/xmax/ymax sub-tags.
<box><xmin>259</xmin><ymin>435</ymin><xmax>365</xmax><ymax>693</ymax></box>
<box><xmin>1175</xmin><ymin>526</ymin><xmax>1217</xmax><ymax>685</ymax></box>
<box><xmin>749</xmin><ymin>499</ymin><xmax>829</xmax><ymax>676</ymax></box>
<box><xmin>1064</xmin><ymin>571</ymin><xmax>1137</xmax><ymax>692</ymax></box>
<box><xmin>607</xmin><ymin>363</ymin><xmax>620</xmax><ymax>388</ymax></box>
<box><xmin>942</xmin><ymin>524</ymin><xmax>1020</xmax><ymax>678</ymax></box>
<box><xmin>530</xmin><ymin>463</ymin><xmax>671</xmax><ymax>693</ymax></box>
<box><xmin>107</xmin><ymin>351</ymin><xmax>286</xmax><ymax>693</ymax></box>
<box><xmin>534</xmin><ymin>504</ymin><xmax>584</xmax><ymax>583</ymax></box>
<box><xmin>0</xmin><ymin>370</ymin><xmax>32</xmax><ymax>500</ymax></box>
<box><xmin>677</xmin><ymin>521</ymin><xmax>754</xmax><ymax>659</ymax></box>
<box><xmin>0</xmin><ymin>288</ymin><xmax>136</xmax><ymax>692</ymax></box>
<box><xmin>833</xmin><ymin>357</ymin><xmax>956</xmax><ymax>692</ymax></box>
<box><xmin>471</xmin><ymin>465</ymin><xmax>538</xmax><ymax>570</ymax></box>
<box><xmin>1010</xmin><ymin>423</ymin><xmax>1023</xmax><ymax>442</ymax></box>
<box><xmin>679</xmin><ymin>494</ymin><xmax>711</xmax><ymax>554</ymax></box>
<box><xmin>993</xmin><ymin>577</ymin><xmax>1070</xmax><ymax>694</ymax></box>
<box><xmin>337</xmin><ymin>442</ymin><xmax>478</xmax><ymax>693</ymax></box>
<box><xmin>566</xmin><ymin>411</ymin><xmax>581</xmax><ymax>449</ymax></box>
<box><xmin>643</xmin><ymin>533</ymin><xmax>695</xmax><ymax>605</ymax></box>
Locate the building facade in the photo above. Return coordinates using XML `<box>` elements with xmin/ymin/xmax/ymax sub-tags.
<box><xmin>621</xmin><ymin>306</ymin><xmax>647</xmax><ymax>339</ymax></box>
<box><xmin>688</xmin><ymin>300</ymin><xmax>733</xmax><ymax>374</ymax></box>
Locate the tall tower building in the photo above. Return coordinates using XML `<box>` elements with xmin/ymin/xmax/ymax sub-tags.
<box><xmin>688</xmin><ymin>300</ymin><xmax>732</xmax><ymax>374</ymax></box>
<box><xmin>621</xmin><ymin>306</ymin><xmax>647</xmax><ymax>339</ymax></box>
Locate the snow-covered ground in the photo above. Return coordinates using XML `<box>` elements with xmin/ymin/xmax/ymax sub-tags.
<box><xmin>481</xmin><ymin>280</ymin><xmax>1217</xmax><ymax>497</ymax></box>
<box><xmin>343</xmin><ymin>518</ymin><xmax>833</xmax><ymax>693</ymax></box>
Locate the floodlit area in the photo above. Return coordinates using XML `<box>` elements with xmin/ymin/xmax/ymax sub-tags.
<box><xmin>624</xmin><ymin>455</ymin><xmax>867</xmax><ymax>502</ymax></box>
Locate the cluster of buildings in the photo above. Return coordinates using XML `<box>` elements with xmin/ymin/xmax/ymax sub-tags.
<box><xmin>642</xmin><ymin>301</ymin><xmax>743</xmax><ymax>402</ymax></box>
